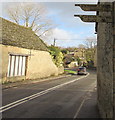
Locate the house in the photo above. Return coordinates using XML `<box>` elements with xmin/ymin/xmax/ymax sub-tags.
<box><xmin>63</xmin><ymin>48</ymin><xmax>86</xmax><ymax>67</ymax></box>
<box><xmin>74</xmin><ymin>48</ymin><xmax>85</xmax><ymax>60</ymax></box>
<box><xmin>0</xmin><ymin>17</ymin><xmax>60</xmax><ymax>83</ymax></box>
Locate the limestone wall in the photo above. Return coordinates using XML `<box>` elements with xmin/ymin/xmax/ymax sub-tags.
<box><xmin>1</xmin><ymin>44</ymin><xmax>59</xmax><ymax>83</ymax></box>
<box><xmin>26</xmin><ymin>48</ymin><xmax>58</xmax><ymax>79</ymax></box>
<box><xmin>97</xmin><ymin>2</ymin><xmax>114</xmax><ymax>118</ymax></box>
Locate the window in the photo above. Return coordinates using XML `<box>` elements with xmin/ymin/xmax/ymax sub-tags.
<box><xmin>7</xmin><ymin>55</ymin><xmax>27</xmax><ymax>77</ymax></box>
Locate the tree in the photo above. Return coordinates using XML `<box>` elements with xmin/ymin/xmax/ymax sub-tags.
<box><xmin>84</xmin><ymin>37</ymin><xmax>97</xmax><ymax>49</ymax></box>
<box><xmin>78</xmin><ymin>44</ymin><xmax>86</xmax><ymax>58</ymax></box>
<box><xmin>78</xmin><ymin>44</ymin><xmax>85</xmax><ymax>49</ymax></box>
<box><xmin>61</xmin><ymin>49</ymin><xmax>69</xmax><ymax>54</ymax></box>
<box><xmin>83</xmin><ymin>38</ymin><xmax>97</xmax><ymax>67</ymax></box>
<box><xmin>48</xmin><ymin>45</ymin><xmax>64</xmax><ymax>67</ymax></box>
<box><xmin>5</xmin><ymin>2</ymin><xmax>55</xmax><ymax>37</ymax></box>
<box><xmin>78</xmin><ymin>37</ymin><xmax>97</xmax><ymax>67</ymax></box>
<box><xmin>64</xmin><ymin>47</ymin><xmax>77</xmax><ymax>52</ymax></box>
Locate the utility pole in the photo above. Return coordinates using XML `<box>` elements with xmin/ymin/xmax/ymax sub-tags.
<box><xmin>53</xmin><ymin>38</ymin><xmax>56</xmax><ymax>46</ymax></box>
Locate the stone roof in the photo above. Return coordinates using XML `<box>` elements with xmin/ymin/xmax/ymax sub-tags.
<box><xmin>0</xmin><ymin>17</ymin><xmax>48</xmax><ymax>51</ymax></box>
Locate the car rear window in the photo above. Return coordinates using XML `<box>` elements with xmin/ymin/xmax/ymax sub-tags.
<box><xmin>79</xmin><ymin>68</ymin><xmax>84</xmax><ymax>70</ymax></box>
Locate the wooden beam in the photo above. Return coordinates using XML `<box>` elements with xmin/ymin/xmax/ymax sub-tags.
<box><xmin>74</xmin><ymin>15</ymin><xmax>112</xmax><ymax>23</ymax></box>
<box><xmin>75</xmin><ymin>4</ymin><xmax>112</xmax><ymax>12</ymax></box>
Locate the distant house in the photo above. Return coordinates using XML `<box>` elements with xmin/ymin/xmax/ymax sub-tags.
<box><xmin>0</xmin><ymin>18</ymin><xmax>59</xmax><ymax>83</ymax></box>
<box><xmin>63</xmin><ymin>48</ymin><xmax>86</xmax><ymax>67</ymax></box>
<box><xmin>74</xmin><ymin>48</ymin><xmax>85</xmax><ymax>60</ymax></box>
<box><xmin>68</xmin><ymin>61</ymin><xmax>78</xmax><ymax>68</ymax></box>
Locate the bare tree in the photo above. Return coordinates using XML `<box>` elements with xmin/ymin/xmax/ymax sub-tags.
<box><xmin>78</xmin><ymin>44</ymin><xmax>85</xmax><ymax>49</ymax></box>
<box><xmin>7</xmin><ymin>4</ymin><xmax>21</xmax><ymax>24</ymax></box>
<box><xmin>83</xmin><ymin>37</ymin><xmax>97</xmax><ymax>64</ymax></box>
<box><xmin>84</xmin><ymin>37</ymin><xmax>97</xmax><ymax>49</ymax></box>
<box><xmin>6</xmin><ymin>2</ymin><xmax>55</xmax><ymax>37</ymax></box>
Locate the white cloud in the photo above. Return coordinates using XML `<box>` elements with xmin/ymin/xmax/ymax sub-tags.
<box><xmin>42</xmin><ymin>27</ymin><xmax>97</xmax><ymax>48</ymax></box>
<box><xmin>52</xmin><ymin>28</ymin><xmax>75</xmax><ymax>40</ymax></box>
<box><xmin>42</xmin><ymin>28</ymin><xmax>81</xmax><ymax>47</ymax></box>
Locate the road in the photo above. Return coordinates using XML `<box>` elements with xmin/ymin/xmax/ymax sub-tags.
<box><xmin>2</xmin><ymin>70</ymin><xmax>98</xmax><ymax>118</ymax></box>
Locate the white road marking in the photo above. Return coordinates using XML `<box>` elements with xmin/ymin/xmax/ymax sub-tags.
<box><xmin>1</xmin><ymin>73</ymin><xmax>89</xmax><ymax>113</ymax></box>
<box><xmin>73</xmin><ymin>97</ymin><xmax>86</xmax><ymax>119</ymax></box>
<box><xmin>73</xmin><ymin>81</ymin><xmax>96</xmax><ymax>119</ymax></box>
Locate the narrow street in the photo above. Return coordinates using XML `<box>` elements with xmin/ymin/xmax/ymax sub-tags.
<box><xmin>1</xmin><ymin>1</ymin><xmax>115</xmax><ymax>119</ymax></box>
<box><xmin>2</xmin><ymin>70</ymin><xmax>100</xmax><ymax>118</ymax></box>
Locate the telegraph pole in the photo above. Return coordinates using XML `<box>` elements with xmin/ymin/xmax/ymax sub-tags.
<box><xmin>53</xmin><ymin>38</ymin><xmax>56</xmax><ymax>46</ymax></box>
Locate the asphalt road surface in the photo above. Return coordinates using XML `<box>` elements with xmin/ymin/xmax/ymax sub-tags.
<box><xmin>2</xmin><ymin>70</ymin><xmax>97</xmax><ymax>118</ymax></box>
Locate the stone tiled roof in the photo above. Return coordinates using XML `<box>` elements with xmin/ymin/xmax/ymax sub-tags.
<box><xmin>0</xmin><ymin>17</ymin><xmax>48</xmax><ymax>51</ymax></box>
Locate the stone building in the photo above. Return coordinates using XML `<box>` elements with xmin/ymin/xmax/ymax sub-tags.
<box><xmin>63</xmin><ymin>48</ymin><xmax>86</xmax><ymax>68</ymax></box>
<box><xmin>74</xmin><ymin>48</ymin><xmax>85</xmax><ymax>60</ymax></box>
<box><xmin>96</xmin><ymin>1</ymin><xmax>115</xmax><ymax>119</ymax></box>
<box><xmin>0</xmin><ymin>17</ymin><xmax>60</xmax><ymax>83</ymax></box>
<box><xmin>74</xmin><ymin>1</ymin><xmax>115</xmax><ymax>119</ymax></box>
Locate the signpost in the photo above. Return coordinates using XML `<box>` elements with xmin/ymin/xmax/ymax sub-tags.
<box><xmin>74</xmin><ymin>3</ymin><xmax>112</xmax><ymax>23</ymax></box>
<box><xmin>75</xmin><ymin>4</ymin><xmax>112</xmax><ymax>12</ymax></box>
<box><xmin>75</xmin><ymin>2</ymin><xmax>115</xmax><ymax>119</ymax></box>
<box><xmin>74</xmin><ymin>15</ymin><xmax>112</xmax><ymax>23</ymax></box>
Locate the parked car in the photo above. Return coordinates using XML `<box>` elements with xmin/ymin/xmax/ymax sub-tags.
<box><xmin>77</xmin><ymin>67</ymin><xmax>87</xmax><ymax>75</ymax></box>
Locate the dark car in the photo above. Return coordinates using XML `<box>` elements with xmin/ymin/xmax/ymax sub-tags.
<box><xmin>77</xmin><ymin>67</ymin><xmax>87</xmax><ymax>75</ymax></box>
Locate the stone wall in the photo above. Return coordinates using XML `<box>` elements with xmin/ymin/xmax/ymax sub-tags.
<box><xmin>1</xmin><ymin>44</ymin><xmax>59</xmax><ymax>83</ymax></box>
<box><xmin>97</xmin><ymin>2</ymin><xmax>114</xmax><ymax>119</ymax></box>
<box><xmin>58</xmin><ymin>66</ymin><xmax>64</xmax><ymax>75</ymax></box>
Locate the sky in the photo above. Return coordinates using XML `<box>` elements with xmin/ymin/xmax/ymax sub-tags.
<box><xmin>1</xmin><ymin>0</ymin><xmax>98</xmax><ymax>48</ymax></box>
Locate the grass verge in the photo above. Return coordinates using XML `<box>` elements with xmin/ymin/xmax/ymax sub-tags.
<box><xmin>64</xmin><ymin>69</ymin><xmax>77</xmax><ymax>74</ymax></box>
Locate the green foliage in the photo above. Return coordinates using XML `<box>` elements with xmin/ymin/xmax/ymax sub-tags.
<box><xmin>85</xmin><ymin>48</ymin><xmax>96</xmax><ymax>67</ymax></box>
<box><xmin>76</xmin><ymin>57</ymin><xmax>81</xmax><ymax>65</ymax></box>
<box><xmin>65</xmin><ymin>47</ymin><xmax>77</xmax><ymax>52</ymax></box>
<box><xmin>48</xmin><ymin>45</ymin><xmax>64</xmax><ymax>67</ymax></box>
<box><xmin>85</xmin><ymin>48</ymin><xmax>95</xmax><ymax>61</ymax></box>
<box><xmin>61</xmin><ymin>49</ymin><xmax>68</xmax><ymax>54</ymax></box>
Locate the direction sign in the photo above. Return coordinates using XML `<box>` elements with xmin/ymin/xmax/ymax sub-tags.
<box><xmin>74</xmin><ymin>15</ymin><xmax>112</xmax><ymax>23</ymax></box>
<box><xmin>75</xmin><ymin>4</ymin><xmax>112</xmax><ymax>12</ymax></box>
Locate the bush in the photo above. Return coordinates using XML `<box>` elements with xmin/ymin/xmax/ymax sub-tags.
<box><xmin>48</xmin><ymin>45</ymin><xmax>64</xmax><ymax>67</ymax></box>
